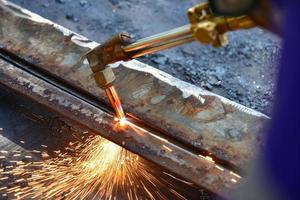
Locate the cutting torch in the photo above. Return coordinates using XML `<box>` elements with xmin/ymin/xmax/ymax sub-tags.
<box><xmin>86</xmin><ymin>0</ymin><xmax>274</xmax><ymax>120</ymax></box>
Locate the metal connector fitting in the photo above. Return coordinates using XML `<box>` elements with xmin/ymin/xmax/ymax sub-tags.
<box><xmin>93</xmin><ymin>67</ymin><xmax>116</xmax><ymax>89</ymax></box>
<box><xmin>86</xmin><ymin>32</ymin><xmax>133</xmax><ymax>73</ymax></box>
<box><xmin>192</xmin><ymin>21</ymin><xmax>217</xmax><ymax>44</ymax></box>
<box><xmin>85</xmin><ymin>32</ymin><xmax>133</xmax><ymax>89</ymax></box>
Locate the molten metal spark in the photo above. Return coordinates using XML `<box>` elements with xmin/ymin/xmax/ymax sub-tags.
<box><xmin>0</xmin><ymin>136</ymin><xmax>191</xmax><ymax>200</ymax></box>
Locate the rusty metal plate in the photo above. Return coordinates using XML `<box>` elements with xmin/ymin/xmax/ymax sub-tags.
<box><xmin>0</xmin><ymin>0</ymin><xmax>267</xmax><ymax>172</ymax></box>
<box><xmin>0</xmin><ymin>59</ymin><xmax>241</xmax><ymax>198</ymax></box>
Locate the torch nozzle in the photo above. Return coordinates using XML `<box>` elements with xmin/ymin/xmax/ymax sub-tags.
<box><xmin>105</xmin><ymin>86</ymin><xmax>125</xmax><ymax>120</ymax></box>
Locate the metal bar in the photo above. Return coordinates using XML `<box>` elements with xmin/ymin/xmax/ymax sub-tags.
<box><xmin>123</xmin><ymin>25</ymin><xmax>192</xmax><ymax>52</ymax></box>
<box><xmin>0</xmin><ymin>0</ymin><xmax>268</xmax><ymax>174</ymax></box>
<box><xmin>0</xmin><ymin>86</ymin><xmax>213</xmax><ymax>200</ymax></box>
<box><xmin>0</xmin><ymin>59</ymin><xmax>239</xmax><ymax>198</ymax></box>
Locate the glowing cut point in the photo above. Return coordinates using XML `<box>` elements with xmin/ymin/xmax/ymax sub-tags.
<box><xmin>119</xmin><ymin>117</ymin><xmax>127</xmax><ymax>127</ymax></box>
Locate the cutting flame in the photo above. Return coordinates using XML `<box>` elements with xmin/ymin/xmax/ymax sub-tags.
<box><xmin>105</xmin><ymin>86</ymin><xmax>126</xmax><ymax>121</ymax></box>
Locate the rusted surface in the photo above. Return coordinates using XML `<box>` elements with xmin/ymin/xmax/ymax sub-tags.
<box><xmin>0</xmin><ymin>0</ymin><xmax>268</xmax><ymax>170</ymax></box>
<box><xmin>0</xmin><ymin>85</ymin><xmax>216</xmax><ymax>200</ymax></box>
<box><xmin>0</xmin><ymin>58</ymin><xmax>240</xmax><ymax>198</ymax></box>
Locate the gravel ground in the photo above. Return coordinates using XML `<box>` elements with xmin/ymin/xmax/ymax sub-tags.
<box><xmin>10</xmin><ymin>0</ymin><xmax>281</xmax><ymax>115</ymax></box>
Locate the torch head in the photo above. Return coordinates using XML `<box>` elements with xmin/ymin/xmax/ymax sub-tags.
<box><xmin>86</xmin><ymin>32</ymin><xmax>133</xmax><ymax>76</ymax></box>
<box><xmin>86</xmin><ymin>32</ymin><xmax>132</xmax><ymax>120</ymax></box>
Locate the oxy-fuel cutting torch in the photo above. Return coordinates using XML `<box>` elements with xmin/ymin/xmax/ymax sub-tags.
<box><xmin>85</xmin><ymin>0</ymin><xmax>277</xmax><ymax>120</ymax></box>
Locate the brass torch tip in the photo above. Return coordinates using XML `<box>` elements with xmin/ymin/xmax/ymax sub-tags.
<box><xmin>105</xmin><ymin>86</ymin><xmax>125</xmax><ymax>120</ymax></box>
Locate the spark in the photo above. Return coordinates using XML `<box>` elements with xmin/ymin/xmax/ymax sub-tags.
<box><xmin>215</xmin><ymin>165</ymin><xmax>225</xmax><ymax>172</ymax></box>
<box><xmin>163</xmin><ymin>172</ymin><xmax>193</xmax><ymax>185</ymax></box>
<box><xmin>231</xmin><ymin>178</ymin><xmax>237</xmax><ymax>183</ymax></box>
<box><xmin>0</xmin><ymin>136</ymin><xmax>185</xmax><ymax>200</ymax></box>
<box><xmin>230</xmin><ymin>171</ymin><xmax>242</xmax><ymax>179</ymax></box>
